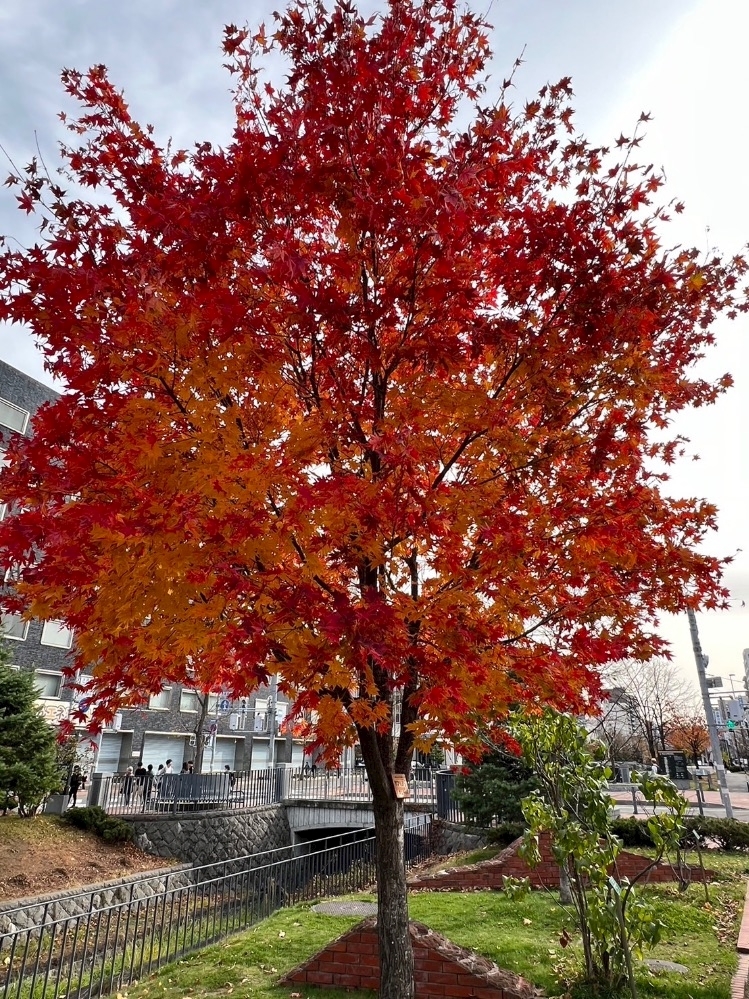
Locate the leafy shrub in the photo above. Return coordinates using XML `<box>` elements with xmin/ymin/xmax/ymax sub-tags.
<box><xmin>486</xmin><ymin>821</ymin><xmax>527</xmax><ymax>846</ymax></box>
<box><xmin>0</xmin><ymin>792</ymin><xmax>18</xmax><ymax>813</ymax></box>
<box><xmin>99</xmin><ymin>817</ymin><xmax>134</xmax><ymax>843</ymax></box>
<box><xmin>610</xmin><ymin>817</ymin><xmax>656</xmax><ymax>847</ymax></box>
<box><xmin>612</xmin><ymin>815</ymin><xmax>749</xmax><ymax>852</ymax></box>
<box><xmin>62</xmin><ymin>805</ymin><xmax>108</xmax><ymax>833</ymax></box>
<box><xmin>454</xmin><ymin>748</ymin><xmax>537</xmax><ymax>827</ymax></box>
<box><xmin>687</xmin><ymin>817</ymin><xmax>749</xmax><ymax>851</ymax></box>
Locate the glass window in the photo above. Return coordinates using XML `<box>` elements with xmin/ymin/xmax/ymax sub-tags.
<box><xmin>149</xmin><ymin>687</ymin><xmax>172</xmax><ymax>711</ymax></box>
<box><xmin>1</xmin><ymin>613</ymin><xmax>28</xmax><ymax>641</ymax></box>
<box><xmin>0</xmin><ymin>399</ymin><xmax>29</xmax><ymax>435</ymax></box>
<box><xmin>179</xmin><ymin>689</ymin><xmax>218</xmax><ymax>713</ymax></box>
<box><xmin>40</xmin><ymin>620</ymin><xmax>74</xmax><ymax>649</ymax></box>
<box><xmin>35</xmin><ymin>671</ymin><xmax>62</xmax><ymax>698</ymax></box>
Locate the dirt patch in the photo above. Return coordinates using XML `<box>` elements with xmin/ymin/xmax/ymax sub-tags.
<box><xmin>0</xmin><ymin>814</ymin><xmax>177</xmax><ymax>902</ymax></box>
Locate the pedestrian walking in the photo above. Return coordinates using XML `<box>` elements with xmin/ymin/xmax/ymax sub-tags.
<box><xmin>121</xmin><ymin>766</ymin><xmax>134</xmax><ymax>806</ymax></box>
<box><xmin>164</xmin><ymin>759</ymin><xmax>173</xmax><ymax>774</ymax></box>
<box><xmin>67</xmin><ymin>765</ymin><xmax>86</xmax><ymax>807</ymax></box>
<box><xmin>134</xmin><ymin>761</ymin><xmax>148</xmax><ymax>804</ymax></box>
<box><xmin>144</xmin><ymin>764</ymin><xmax>155</xmax><ymax>803</ymax></box>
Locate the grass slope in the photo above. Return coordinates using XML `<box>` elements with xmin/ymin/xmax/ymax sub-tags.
<box><xmin>0</xmin><ymin>814</ymin><xmax>174</xmax><ymax>901</ymax></box>
<box><xmin>122</xmin><ymin>853</ymin><xmax>746</xmax><ymax>999</ymax></box>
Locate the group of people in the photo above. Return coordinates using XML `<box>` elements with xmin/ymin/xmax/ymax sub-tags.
<box><xmin>120</xmin><ymin>758</ymin><xmax>177</xmax><ymax>805</ymax></box>
<box><xmin>119</xmin><ymin>759</ymin><xmax>236</xmax><ymax>805</ymax></box>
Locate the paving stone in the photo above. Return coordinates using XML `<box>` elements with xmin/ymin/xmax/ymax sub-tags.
<box><xmin>644</xmin><ymin>960</ymin><xmax>689</xmax><ymax>974</ymax></box>
<box><xmin>312</xmin><ymin>901</ymin><xmax>378</xmax><ymax>916</ymax></box>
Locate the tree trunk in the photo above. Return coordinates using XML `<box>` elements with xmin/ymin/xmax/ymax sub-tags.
<box><xmin>371</xmin><ymin>788</ymin><xmax>414</xmax><ymax>999</ymax></box>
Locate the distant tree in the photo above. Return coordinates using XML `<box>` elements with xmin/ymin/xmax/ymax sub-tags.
<box><xmin>667</xmin><ymin>711</ymin><xmax>710</xmax><ymax>764</ymax></box>
<box><xmin>0</xmin><ymin>656</ymin><xmax>62</xmax><ymax>816</ymax></box>
<box><xmin>605</xmin><ymin>659</ymin><xmax>693</xmax><ymax>760</ymax></box>
<box><xmin>454</xmin><ymin>746</ymin><xmax>537</xmax><ymax>827</ymax></box>
<box><xmin>587</xmin><ymin>687</ymin><xmax>646</xmax><ymax>766</ymax></box>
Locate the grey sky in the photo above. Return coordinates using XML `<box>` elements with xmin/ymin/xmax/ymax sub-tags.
<box><xmin>2</xmin><ymin>0</ymin><xmax>747</xmax><ymax>690</ymax></box>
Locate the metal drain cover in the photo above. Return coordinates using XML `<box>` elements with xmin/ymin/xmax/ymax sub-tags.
<box><xmin>311</xmin><ymin>901</ymin><xmax>378</xmax><ymax>916</ymax></box>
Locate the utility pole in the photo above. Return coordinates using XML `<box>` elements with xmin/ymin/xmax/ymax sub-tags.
<box><xmin>267</xmin><ymin>673</ymin><xmax>278</xmax><ymax>768</ymax></box>
<box><xmin>687</xmin><ymin>607</ymin><xmax>734</xmax><ymax>819</ymax></box>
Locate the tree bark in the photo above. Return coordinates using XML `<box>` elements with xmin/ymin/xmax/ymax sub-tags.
<box><xmin>371</xmin><ymin>787</ymin><xmax>414</xmax><ymax>999</ymax></box>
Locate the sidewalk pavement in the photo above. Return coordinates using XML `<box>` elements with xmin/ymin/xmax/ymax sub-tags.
<box><xmin>610</xmin><ymin>787</ymin><xmax>749</xmax><ymax>821</ymax></box>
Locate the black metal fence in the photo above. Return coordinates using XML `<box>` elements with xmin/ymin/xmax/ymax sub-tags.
<box><xmin>0</xmin><ymin>816</ymin><xmax>432</xmax><ymax>999</ymax></box>
<box><xmin>435</xmin><ymin>769</ymin><xmax>467</xmax><ymax>824</ymax></box>
<box><xmin>89</xmin><ymin>766</ymin><xmax>438</xmax><ymax>816</ymax></box>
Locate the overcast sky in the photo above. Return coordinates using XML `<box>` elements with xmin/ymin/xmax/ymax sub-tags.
<box><xmin>1</xmin><ymin>0</ymin><xmax>747</xmax><ymax>696</ymax></box>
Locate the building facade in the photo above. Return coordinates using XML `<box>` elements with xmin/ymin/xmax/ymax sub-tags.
<box><xmin>0</xmin><ymin>360</ymin><xmax>306</xmax><ymax>774</ymax></box>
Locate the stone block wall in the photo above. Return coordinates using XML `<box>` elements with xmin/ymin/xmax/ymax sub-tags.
<box><xmin>0</xmin><ymin>864</ymin><xmax>192</xmax><ymax>934</ymax></box>
<box><xmin>128</xmin><ymin>803</ymin><xmax>292</xmax><ymax>866</ymax></box>
<box><xmin>431</xmin><ymin>818</ymin><xmax>488</xmax><ymax>855</ymax></box>
<box><xmin>282</xmin><ymin>917</ymin><xmax>542</xmax><ymax>997</ymax></box>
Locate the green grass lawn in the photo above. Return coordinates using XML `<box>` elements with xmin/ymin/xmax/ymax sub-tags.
<box><xmin>122</xmin><ymin>852</ymin><xmax>747</xmax><ymax>999</ymax></box>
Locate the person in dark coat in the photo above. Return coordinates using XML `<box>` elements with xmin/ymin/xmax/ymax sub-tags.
<box><xmin>67</xmin><ymin>766</ymin><xmax>86</xmax><ymax>806</ymax></box>
<box><xmin>122</xmin><ymin>766</ymin><xmax>134</xmax><ymax>806</ymax></box>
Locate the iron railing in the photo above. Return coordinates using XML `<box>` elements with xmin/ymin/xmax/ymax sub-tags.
<box><xmin>0</xmin><ymin>816</ymin><xmax>432</xmax><ymax>999</ymax></box>
<box><xmin>90</xmin><ymin>766</ymin><xmax>439</xmax><ymax>816</ymax></box>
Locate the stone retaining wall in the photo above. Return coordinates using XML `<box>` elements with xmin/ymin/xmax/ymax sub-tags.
<box><xmin>0</xmin><ymin>863</ymin><xmax>192</xmax><ymax>934</ymax></box>
<box><xmin>431</xmin><ymin>818</ymin><xmax>488</xmax><ymax>855</ymax></box>
<box><xmin>127</xmin><ymin>803</ymin><xmax>292</xmax><ymax>866</ymax></box>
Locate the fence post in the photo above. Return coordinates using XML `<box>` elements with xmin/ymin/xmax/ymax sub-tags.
<box><xmin>89</xmin><ymin>772</ymin><xmax>107</xmax><ymax>808</ymax></box>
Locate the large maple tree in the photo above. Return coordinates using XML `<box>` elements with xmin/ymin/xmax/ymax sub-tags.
<box><xmin>0</xmin><ymin>1</ymin><xmax>745</xmax><ymax>995</ymax></box>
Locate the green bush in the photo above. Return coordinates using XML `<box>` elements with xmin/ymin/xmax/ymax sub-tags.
<box><xmin>63</xmin><ymin>805</ymin><xmax>133</xmax><ymax>843</ymax></box>
<box><xmin>610</xmin><ymin>817</ymin><xmax>656</xmax><ymax>847</ymax></box>
<box><xmin>485</xmin><ymin>821</ymin><xmax>527</xmax><ymax>846</ymax></box>
<box><xmin>0</xmin><ymin>792</ymin><xmax>18</xmax><ymax>813</ymax></box>
<box><xmin>0</xmin><ymin>658</ymin><xmax>63</xmax><ymax>815</ymax></box>
<box><xmin>62</xmin><ymin>804</ymin><xmax>108</xmax><ymax>833</ymax></box>
<box><xmin>99</xmin><ymin>817</ymin><xmax>134</xmax><ymax>843</ymax></box>
<box><xmin>454</xmin><ymin>748</ymin><xmax>537</xmax><ymax>827</ymax></box>
<box><xmin>688</xmin><ymin>817</ymin><xmax>749</xmax><ymax>851</ymax></box>
<box><xmin>612</xmin><ymin>815</ymin><xmax>749</xmax><ymax>852</ymax></box>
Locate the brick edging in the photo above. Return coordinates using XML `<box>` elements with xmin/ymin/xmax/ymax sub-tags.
<box><xmin>730</xmin><ymin>880</ymin><xmax>749</xmax><ymax>999</ymax></box>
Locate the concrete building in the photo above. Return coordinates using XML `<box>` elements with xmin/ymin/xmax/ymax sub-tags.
<box><xmin>0</xmin><ymin>360</ymin><xmax>305</xmax><ymax>774</ymax></box>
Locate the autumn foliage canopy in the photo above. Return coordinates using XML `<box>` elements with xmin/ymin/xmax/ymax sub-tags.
<box><xmin>0</xmin><ymin>0</ymin><xmax>745</xmax><ymax>770</ymax></box>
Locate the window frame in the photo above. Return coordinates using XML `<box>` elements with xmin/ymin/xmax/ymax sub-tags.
<box><xmin>148</xmin><ymin>687</ymin><xmax>173</xmax><ymax>711</ymax></box>
<box><xmin>40</xmin><ymin>620</ymin><xmax>74</xmax><ymax>649</ymax></box>
<box><xmin>0</xmin><ymin>398</ymin><xmax>29</xmax><ymax>435</ymax></box>
<box><xmin>34</xmin><ymin>670</ymin><xmax>63</xmax><ymax>699</ymax></box>
<box><xmin>1</xmin><ymin>613</ymin><xmax>29</xmax><ymax>641</ymax></box>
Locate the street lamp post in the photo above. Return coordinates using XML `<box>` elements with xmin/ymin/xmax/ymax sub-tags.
<box><xmin>687</xmin><ymin>608</ymin><xmax>734</xmax><ymax>818</ymax></box>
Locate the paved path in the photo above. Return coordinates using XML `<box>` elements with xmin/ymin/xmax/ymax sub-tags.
<box><xmin>611</xmin><ymin>785</ymin><xmax>749</xmax><ymax>820</ymax></box>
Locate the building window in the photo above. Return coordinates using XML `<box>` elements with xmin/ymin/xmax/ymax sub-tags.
<box><xmin>179</xmin><ymin>689</ymin><xmax>219</xmax><ymax>714</ymax></box>
<box><xmin>252</xmin><ymin>698</ymin><xmax>268</xmax><ymax>733</ymax></box>
<box><xmin>0</xmin><ymin>398</ymin><xmax>29</xmax><ymax>435</ymax></box>
<box><xmin>149</xmin><ymin>687</ymin><xmax>172</xmax><ymax>711</ymax></box>
<box><xmin>40</xmin><ymin>620</ymin><xmax>74</xmax><ymax>649</ymax></box>
<box><xmin>1</xmin><ymin>613</ymin><xmax>29</xmax><ymax>641</ymax></box>
<box><xmin>35</xmin><ymin>671</ymin><xmax>63</xmax><ymax>699</ymax></box>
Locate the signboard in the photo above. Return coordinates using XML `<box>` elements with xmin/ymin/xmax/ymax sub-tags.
<box><xmin>37</xmin><ymin>700</ymin><xmax>70</xmax><ymax>725</ymax></box>
<box><xmin>658</xmin><ymin>751</ymin><xmax>689</xmax><ymax>781</ymax></box>
<box><xmin>392</xmin><ymin>774</ymin><xmax>409</xmax><ymax>799</ymax></box>
<box><xmin>706</xmin><ymin>677</ymin><xmax>723</xmax><ymax>689</ymax></box>
<box><xmin>727</xmin><ymin>699</ymin><xmax>745</xmax><ymax>722</ymax></box>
